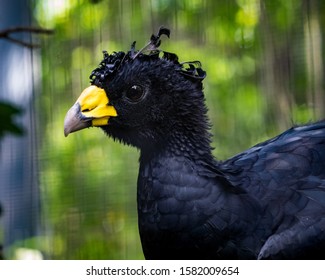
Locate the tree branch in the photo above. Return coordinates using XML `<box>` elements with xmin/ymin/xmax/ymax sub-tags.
<box><xmin>0</xmin><ymin>26</ymin><xmax>54</xmax><ymax>48</ymax></box>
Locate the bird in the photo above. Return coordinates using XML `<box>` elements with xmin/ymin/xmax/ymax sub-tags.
<box><xmin>64</xmin><ymin>27</ymin><xmax>325</xmax><ymax>260</ymax></box>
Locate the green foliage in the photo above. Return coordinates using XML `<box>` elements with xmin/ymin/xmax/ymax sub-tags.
<box><xmin>0</xmin><ymin>101</ymin><xmax>24</xmax><ymax>139</ymax></box>
<box><xmin>32</xmin><ymin>0</ymin><xmax>324</xmax><ymax>259</ymax></box>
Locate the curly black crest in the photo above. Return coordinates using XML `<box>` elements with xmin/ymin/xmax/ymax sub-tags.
<box><xmin>89</xmin><ymin>27</ymin><xmax>206</xmax><ymax>87</ymax></box>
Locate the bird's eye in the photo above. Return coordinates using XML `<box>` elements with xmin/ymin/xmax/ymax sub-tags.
<box><xmin>125</xmin><ymin>85</ymin><xmax>144</xmax><ymax>102</ymax></box>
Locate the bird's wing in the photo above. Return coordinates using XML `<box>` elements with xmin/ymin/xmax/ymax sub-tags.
<box><xmin>257</xmin><ymin>215</ymin><xmax>325</xmax><ymax>259</ymax></box>
<box><xmin>220</xmin><ymin>121</ymin><xmax>325</xmax><ymax>259</ymax></box>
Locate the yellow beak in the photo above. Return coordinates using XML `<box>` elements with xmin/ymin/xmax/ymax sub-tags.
<box><xmin>64</xmin><ymin>85</ymin><xmax>117</xmax><ymax>136</ymax></box>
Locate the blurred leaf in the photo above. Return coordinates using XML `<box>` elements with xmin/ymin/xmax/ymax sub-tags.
<box><xmin>0</xmin><ymin>101</ymin><xmax>24</xmax><ymax>139</ymax></box>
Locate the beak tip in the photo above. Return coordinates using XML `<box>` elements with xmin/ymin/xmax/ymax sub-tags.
<box><xmin>63</xmin><ymin>102</ymin><xmax>90</xmax><ymax>136</ymax></box>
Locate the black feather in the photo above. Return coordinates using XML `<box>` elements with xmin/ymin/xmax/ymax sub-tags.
<box><xmin>90</xmin><ymin>27</ymin><xmax>206</xmax><ymax>87</ymax></box>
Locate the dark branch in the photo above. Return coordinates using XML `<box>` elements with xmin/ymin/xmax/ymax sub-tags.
<box><xmin>0</xmin><ymin>26</ymin><xmax>54</xmax><ymax>48</ymax></box>
<box><xmin>0</xmin><ymin>26</ymin><xmax>54</xmax><ymax>36</ymax></box>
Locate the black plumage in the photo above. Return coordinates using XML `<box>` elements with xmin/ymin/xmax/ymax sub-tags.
<box><xmin>64</xmin><ymin>28</ymin><xmax>325</xmax><ymax>259</ymax></box>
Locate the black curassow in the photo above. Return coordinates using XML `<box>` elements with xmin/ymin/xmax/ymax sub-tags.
<box><xmin>64</xmin><ymin>28</ymin><xmax>325</xmax><ymax>259</ymax></box>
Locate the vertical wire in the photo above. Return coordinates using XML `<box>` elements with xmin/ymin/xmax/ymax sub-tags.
<box><xmin>27</xmin><ymin>0</ymin><xmax>41</xmax><ymax>250</ymax></box>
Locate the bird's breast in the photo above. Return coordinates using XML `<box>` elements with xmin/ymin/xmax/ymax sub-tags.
<box><xmin>136</xmin><ymin>154</ymin><xmax>266</xmax><ymax>259</ymax></box>
<box><xmin>137</xmin><ymin>156</ymin><xmax>211</xmax><ymax>229</ymax></box>
<box><xmin>136</xmin><ymin>156</ymin><xmax>224</xmax><ymax>258</ymax></box>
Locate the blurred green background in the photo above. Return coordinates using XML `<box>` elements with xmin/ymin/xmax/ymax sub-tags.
<box><xmin>1</xmin><ymin>0</ymin><xmax>324</xmax><ymax>259</ymax></box>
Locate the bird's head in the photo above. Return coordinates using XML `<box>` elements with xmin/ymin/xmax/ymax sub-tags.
<box><xmin>64</xmin><ymin>27</ymin><xmax>211</xmax><ymax>156</ymax></box>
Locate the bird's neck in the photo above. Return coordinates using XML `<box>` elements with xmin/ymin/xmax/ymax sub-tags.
<box><xmin>140</xmin><ymin>87</ymin><xmax>214</xmax><ymax>163</ymax></box>
<box><xmin>140</xmin><ymin>128</ymin><xmax>214</xmax><ymax>164</ymax></box>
